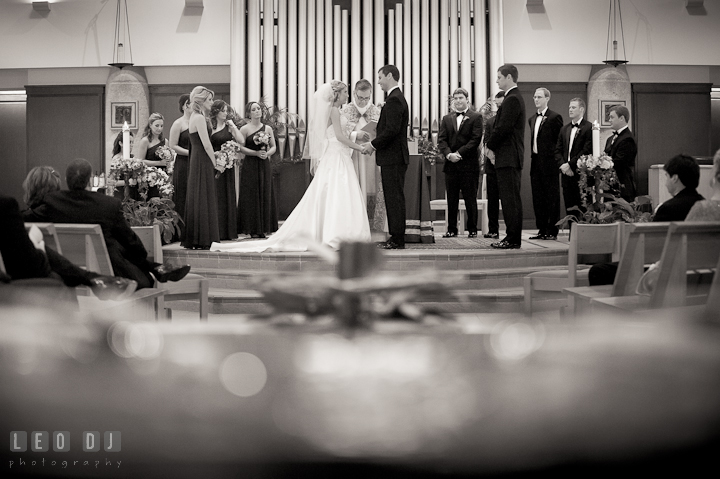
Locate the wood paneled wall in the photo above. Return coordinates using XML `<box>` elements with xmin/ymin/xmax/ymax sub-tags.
<box><xmin>26</xmin><ymin>85</ymin><xmax>104</xmax><ymax>189</ymax></box>
<box><xmin>633</xmin><ymin>83</ymin><xmax>712</xmax><ymax>196</ymax></box>
<box><xmin>0</xmin><ymin>102</ymin><xmax>27</xmax><ymax>203</ymax></box>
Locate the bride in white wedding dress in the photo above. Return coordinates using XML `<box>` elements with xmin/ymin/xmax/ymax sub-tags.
<box><xmin>210</xmin><ymin>81</ymin><xmax>371</xmax><ymax>253</ymax></box>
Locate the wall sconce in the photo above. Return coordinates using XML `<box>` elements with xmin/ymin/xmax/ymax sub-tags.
<box><xmin>184</xmin><ymin>0</ymin><xmax>204</xmax><ymax>15</ymax></box>
<box><xmin>686</xmin><ymin>0</ymin><xmax>707</xmax><ymax>15</ymax></box>
<box><xmin>526</xmin><ymin>0</ymin><xmax>545</xmax><ymax>14</ymax></box>
<box><xmin>32</xmin><ymin>2</ymin><xmax>50</xmax><ymax>13</ymax></box>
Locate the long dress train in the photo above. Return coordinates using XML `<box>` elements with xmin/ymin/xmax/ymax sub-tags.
<box><xmin>211</xmin><ymin>125</ymin><xmax>238</xmax><ymax>240</ymax></box>
<box><xmin>182</xmin><ymin>132</ymin><xmax>220</xmax><ymax>249</ymax></box>
<box><xmin>211</xmin><ymin>116</ymin><xmax>370</xmax><ymax>252</ymax></box>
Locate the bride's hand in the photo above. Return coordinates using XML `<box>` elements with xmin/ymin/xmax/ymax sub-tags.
<box><xmin>356</xmin><ymin>131</ymin><xmax>369</xmax><ymax>142</ymax></box>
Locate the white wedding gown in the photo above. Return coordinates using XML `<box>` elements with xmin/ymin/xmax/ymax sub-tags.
<box><xmin>210</xmin><ymin>116</ymin><xmax>371</xmax><ymax>252</ymax></box>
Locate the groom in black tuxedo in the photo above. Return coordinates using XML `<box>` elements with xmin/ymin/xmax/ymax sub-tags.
<box><xmin>362</xmin><ymin>64</ymin><xmax>410</xmax><ymax>250</ymax></box>
<box><xmin>487</xmin><ymin>64</ymin><xmax>526</xmax><ymax>249</ymax></box>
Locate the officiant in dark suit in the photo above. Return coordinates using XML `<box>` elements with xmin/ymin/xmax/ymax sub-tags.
<box><xmin>438</xmin><ymin>87</ymin><xmax>484</xmax><ymax>238</ymax></box>
<box><xmin>555</xmin><ymin>98</ymin><xmax>593</xmax><ymax>220</ymax></box>
<box><xmin>528</xmin><ymin>88</ymin><xmax>563</xmax><ymax>240</ymax></box>
<box><xmin>604</xmin><ymin>105</ymin><xmax>637</xmax><ymax>202</ymax></box>
<box><xmin>487</xmin><ymin>64</ymin><xmax>526</xmax><ymax>249</ymax></box>
<box><xmin>362</xmin><ymin>65</ymin><xmax>410</xmax><ymax>250</ymax></box>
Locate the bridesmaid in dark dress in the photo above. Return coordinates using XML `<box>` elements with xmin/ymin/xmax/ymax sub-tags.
<box><xmin>209</xmin><ymin>100</ymin><xmax>241</xmax><ymax>240</ymax></box>
<box><xmin>169</xmin><ymin>94</ymin><xmax>192</xmax><ymax>241</ymax></box>
<box><xmin>135</xmin><ymin>112</ymin><xmax>170</xmax><ymax>199</ymax></box>
<box><xmin>182</xmin><ymin>86</ymin><xmax>220</xmax><ymax>250</ymax></box>
<box><xmin>237</xmin><ymin>101</ymin><xmax>278</xmax><ymax>238</ymax></box>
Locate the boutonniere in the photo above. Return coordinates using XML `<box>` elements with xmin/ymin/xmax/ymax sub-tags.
<box><xmin>540</xmin><ymin>116</ymin><xmax>547</xmax><ymax>127</ymax></box>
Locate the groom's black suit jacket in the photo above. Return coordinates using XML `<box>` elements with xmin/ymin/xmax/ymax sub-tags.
<box><xmin>372</xmin><ymin>87</ymin><xmax>409</xmax><ymax>167</ymax></box>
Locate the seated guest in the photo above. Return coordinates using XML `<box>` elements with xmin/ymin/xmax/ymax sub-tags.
<box><xmin>22</xmin><ymin>159</ymin><xmax>190</xmax><ymax>289</ymax></box>
<box><xmin>652</xmin><ymin>154</ymin><xmax>704</xmax><ymax>222</ymax></box>
<box><xmin>588</xmin><ymin>154</ymin><xmax>704</xmax><ymax>286</ymax></box>
<box><xmin>2</xmin><ymin>195</ymin><xmax>136</xmax><ymax>301</ymax></box>
<box><xmin>22</xmin><ymin>166</ymin><xmax>61</xmax><ymax>211</ymax></box>
<box><xmin>686</xmin><ymin>149</ymin><xmax>720</xmax><ymax>221</ymax></box>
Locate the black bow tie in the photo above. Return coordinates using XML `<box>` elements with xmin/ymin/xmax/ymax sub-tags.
<box><xmin>571</xmin><ymin>123</ymin><xmax>581</xmax><ymax>128</ymax></box>
<box><xmin>536</xmin><ymin>112</ymin><xmax>544</xmax><ymax>118</ymax></box>
<box><xmin>456</xmin><ymin>111</ymin><xmax>466</xmax><ymax>118</ymax></box>
<box><xmin>612</xmin><ymin>130</ymin><xmax>619</xmax><ymax>136</ymax></box>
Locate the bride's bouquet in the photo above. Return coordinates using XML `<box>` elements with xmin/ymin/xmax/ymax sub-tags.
<box><xmin>214</xmin><ymin>140</ymin><xmax>243</xmax><ymax>178</ymax></box>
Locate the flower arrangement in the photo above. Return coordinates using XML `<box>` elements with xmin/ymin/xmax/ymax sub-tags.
<box><xmin>154</xmin><ymin>144</ymin><xmax>174</xmax><ymax>173</ymax></box>
<box><xmin>106</xmin><ymin>158</ymin><xmax>174</xmax><ymax>201</ymax></box>
<box><xmin>557</xmin><ymin>153</ymin><xmax>652</xmax><ymax>228</ymax></box>
<box><xmin>121</xmin><ymin>197</ymin><xmax>182</xmax><ymax>244</ymax></box>
<box><xmin>253</xmin><ymin>130</ymin><xmax>270</xmax><ymax>151</ymax></box>
<box><xmin>254</xmin><ymin>97</ymin><xmax>303</xmax><ymax>173</ymax></box>
<box><xmin>415</xmin><ymin>136</ymin><xmax>440</xmax><ymax>166</ymax></box>
<box><xmin>214</xmin><ymin>140</ymin><xmax>242</xmax><ymax>178</ymax></box>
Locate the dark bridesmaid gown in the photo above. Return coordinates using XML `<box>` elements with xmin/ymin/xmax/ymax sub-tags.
<box><xmin>182</xmin><ymin>132</ymin><xmax>220</xmax><ymax>249</ymax></box>
<box><xmin>145</xmin><ymin>141</ymin><xmax>167</xmax><ymax>199</ymax></box>
<box><xmin>211</xmin><ymin>125</ymin><xmax>238</xmax><ymax>240</ymax></box>
<box><xmin>237</xmin><ymin>126</ymin><xmax>278</xmax><ymax>237</ymax></box>
<box><xmin>172</xmin><ymin>129</ymin><xmax>190</xmax><ymax>241</ymax></box>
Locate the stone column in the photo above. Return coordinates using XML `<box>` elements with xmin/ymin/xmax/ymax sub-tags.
<box><xmin>587</xmin><ymin>64</ymin><xmax>631</xmax><ymax>147</ymax></box>
<box><xmin>105</xmin><ymin>67</ymin><xmax>149</xmax><ymax>174</ymax></box>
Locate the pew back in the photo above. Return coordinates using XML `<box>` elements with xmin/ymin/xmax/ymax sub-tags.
<box><xmin>612</xmin><ymin>222</ymin><xmax>671</xmax><ymax>297</ymax></box>
<box><xmin>52</xmin><ymin>224</ymin><xmax>114</xmax><ymax>276</ymax></box>
<box><xmin>24</xmin><ymin>222</ymin><xmax>63</xmax><ymax>254</ymax></box>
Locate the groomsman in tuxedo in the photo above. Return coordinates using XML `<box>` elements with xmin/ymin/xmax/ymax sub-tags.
<box><xmin>341</xmin><ymin>79</ymin><xmax>381</xmax><ymax>208</ymax></box>
<box><xmin>555</xmin><ymin>98</ymin><xmax>593</xmax><ymax>220</ymax></box>
<box><xmin>528</xmin><ymin>88</ymin><xmax>564</xmax><ymax>240</ymax></box>
<box><xmin>361</xmin><ymin>65</ymin><xmax>410</xmax><ymax>250</ymax></box>
<box><xmin>438</xmin><ymin>87</ymin><xmax>484</xmax><ymax>238</ymax></box>
<box><xmin>487</xmin><ymin>64</ymin><xmax>526</xmax><ymax>249</ymax></box>
<box><xmin>604</xmin><ymin>105</ymin><xmax>637</xmax><ymax>202</ymax></box>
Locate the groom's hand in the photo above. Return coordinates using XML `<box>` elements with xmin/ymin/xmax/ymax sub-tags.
<box><xmin>360</xmin><ymin>142</ymin><xmax>374</xmax><ymax>155</ymax></box>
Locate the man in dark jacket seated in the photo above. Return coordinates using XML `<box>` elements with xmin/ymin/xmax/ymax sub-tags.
<box><xmin>1</xmin><ymin>195</ymin><xmax>136</xmax><ymax>302</ymax></box>
<box><xmin>588</xmin><ymin>154</ymin><xmax>703</xmax><ymax>286</ymax></box>
<box><xmin>23</xmin><ymin>159</ymin><xmax>190</xmax><ymax>289</ymax></box>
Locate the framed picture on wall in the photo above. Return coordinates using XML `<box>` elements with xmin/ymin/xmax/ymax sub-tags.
<box><xmin>599</xmin><ymin>100</ymin><xmax>626</xmax><ymax>127</ymax></box>
<box><xmin>111</xmin><ymin>101</ymin><xmax>137</xmax><ymax>129</ymax></box>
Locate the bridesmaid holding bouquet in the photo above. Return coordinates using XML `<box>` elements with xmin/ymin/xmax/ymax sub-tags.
<box><xmin>236</xmin><ymin>101</ymin><xmax>278</xmax><ymax>238</ymax></box>
<box><xmin>209</xmin><ymin>99</ymin><xmax>242</xmax><ymax>240</ymax></box>
<box><xmin>182</xmin><ymin>86</ymin><xmax>220</xmax><ymax>250</ymax></box>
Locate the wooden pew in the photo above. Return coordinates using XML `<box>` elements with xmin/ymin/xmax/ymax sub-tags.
<box><xmin>564</xmin><ymin>222</ymin><xmax>671</xmax><ymax>316</ymax></box>
<box><xmin>523</xmin><ymin>222</ymin><xmax>622</xmax><ymax>316</ymax></box>
<box><xmin>592</xmin><ymin>221</ymin><xmax>720</xmax><ymax>314</ymax></box>
<box><xmin>24</xmin><ymin>222</ymin><xmax>63</xmax><ymax>254</ymax></box>
<box><xmin>132</xmin><ymin>225</ymin><xmax>209</xmax><ymax>321</ymax></box>
<box><xmin>51</xmin><ymin>223</ymin><xmax>165</xmax><ymax>320</ymax></box>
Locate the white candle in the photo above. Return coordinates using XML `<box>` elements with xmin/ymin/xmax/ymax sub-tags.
<box><xmin>592</xmin><ymin>120</ymin><xmax>600</xmax><ymax>158</ymax></box>
<box><xmin>122</xmin><ymin>121</ymin><xmax>130</xmax><ymax>159</ymax></box>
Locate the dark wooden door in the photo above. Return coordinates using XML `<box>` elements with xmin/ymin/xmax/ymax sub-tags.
<box><xmin>633</xmin><ymin>83</ymin><xmax>712</xmax><ymax>196</ymax></box>
<box><xmin>26</xmin><ymin>85</ymin><xmax>104</xmax><ymax>189</ymax></box>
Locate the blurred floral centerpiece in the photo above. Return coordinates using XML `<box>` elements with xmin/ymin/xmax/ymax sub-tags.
<box><xmin>416</xmin><ymin>136</ymin><xmax>440</xmax><ymax>166</ymax></box>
